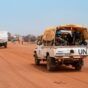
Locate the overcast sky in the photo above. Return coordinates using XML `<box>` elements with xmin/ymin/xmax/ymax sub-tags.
<box><xmin>0</xmin><ymin>0</ymin><xmax>88</xmax><ymax>35</ymax></box>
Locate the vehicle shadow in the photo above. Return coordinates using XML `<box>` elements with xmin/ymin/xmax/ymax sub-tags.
<box><xmin>31</xmin><ymin>63</ymin><xmax>79</xmax><ymax>73</ymax></box>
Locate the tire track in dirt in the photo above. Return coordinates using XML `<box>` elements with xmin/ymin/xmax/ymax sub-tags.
<box><xmin>0</xmin><ymin>53</ymin><xmax>41</xmax><ymax>88</ymax></box>
<box><xmin>0</xmin><ymin>43</ymin><xmax>88</xmax><ymax>88</ymax></box>
<box><xmin>5</xmin><ymin>47</ymin><xmax>88</xmax><ymax>85</ymax></box>
<box><xmin>3</xmin><ymin>49</ymin><xmax>88</xmax><ymax>87</ymax></box>
<box><xmin>0</xmin><ymin>50</ymin><xmax>65</xmax><ymax>88</ymax></box>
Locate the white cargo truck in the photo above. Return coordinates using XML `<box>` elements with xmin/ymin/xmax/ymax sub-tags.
<box><xmin>0</xmin><ymin>31</ymin><xmax>8</xmax><ymax>48</ymax></box>
<box><xmin>34</xmin><ymin>24</ymin><xmax>88</xmax><ymax>71</ymax></box>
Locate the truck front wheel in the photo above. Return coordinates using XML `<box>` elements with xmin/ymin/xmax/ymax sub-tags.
<box><xmin>34</xmin><ymin>53</ymin><xmax>40</xmax><ymax>65</ymax></box>
<box><xmin>47</xmin><ymin>57</ymin><xmax>57</xmax><ymax>71</ymax></box>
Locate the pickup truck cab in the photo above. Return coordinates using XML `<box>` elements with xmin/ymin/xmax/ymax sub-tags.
<box><xmin>34</xmin><ymin>24</ymin><xmax>88</xmax><ymax>71</ymax></box>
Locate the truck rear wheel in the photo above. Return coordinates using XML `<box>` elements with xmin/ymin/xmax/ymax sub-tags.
<box><xmin>47</xmin><ymin>57</ymin><xmax>57</xmax><ymax>71</ymax></box>
<box><xmin>35</xmin><ymin>58</ymin><xmax>40</xmax><ymax>65</ymax></box>
<box><xmin>74</xmin><ymin>60</ymin><xmax>83</xmax><ymax>71</ymax></box>
<box><xmin>4</xmin><ymin>42</ymin><xmax>7</xmax><ymax>48</ymax></box>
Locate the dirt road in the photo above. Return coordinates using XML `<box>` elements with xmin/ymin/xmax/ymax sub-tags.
<box><xmin>0</xmin><ymin>42</ymin><xmax>88</xmax><ymax>88</ymax></box>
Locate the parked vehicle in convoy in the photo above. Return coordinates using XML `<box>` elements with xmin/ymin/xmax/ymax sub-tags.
<box><xmin>34</xmin><ymin>24</ymin><xmax>88</xmax><ymax>71</ymax></box>
<box><xmin>0</xmin><ymin>31</ymin><xmax>8</xmax><ymax>48</ymax></box>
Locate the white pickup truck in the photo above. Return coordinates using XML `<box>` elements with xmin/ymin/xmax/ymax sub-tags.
<box><xmin>0</xmin><ymin>31</ymin><xmax>8</xmax><ymax>48</ymax></box>
<box><xmin>34</xmin><ymin>45</ymin><xmax>87</xmax><ymax>71</ymax></box>
<box><xmin>34</xmin><ymin>25</ymin><xmax>88</xmax><ymax>71</ymax></box>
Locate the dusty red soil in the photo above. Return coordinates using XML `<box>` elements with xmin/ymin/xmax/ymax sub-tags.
<box><xmin>0</xmin><ymin>42</ymin><xmax>88</xmax><ymax>88</ymax></box>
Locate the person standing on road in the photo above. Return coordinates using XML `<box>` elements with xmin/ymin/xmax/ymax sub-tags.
<box><xmin>18</xmin><ymin>36</ymin><xmax>24</xmax><ymax>45</ymax></box>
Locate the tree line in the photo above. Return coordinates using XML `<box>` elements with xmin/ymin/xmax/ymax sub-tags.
<box><xmin>8</xmin><ymin>32</ymin><xmax>37</xmax><ymax>42</ymax></box>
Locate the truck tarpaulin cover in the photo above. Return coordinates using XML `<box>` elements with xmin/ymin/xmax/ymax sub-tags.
<box><xmin>42</xmin><ymin>27</ymin><xmax>56</xmax><ymax>41</ymax></box>
<box><xmin>59</xmin><ymin>24</ymin><xmax>88</xmax><ymax>39</ymax></box>
<box><xmin>42</xmin><ymin>24</ymin><xmax>88</xmax><ymax>41</ymax></box>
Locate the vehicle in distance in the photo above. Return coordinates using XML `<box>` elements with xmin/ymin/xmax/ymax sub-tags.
<box><xmin>0</xmin><ymin>31</ymin><xmax>8</xmax><ymax>48</ymax></box>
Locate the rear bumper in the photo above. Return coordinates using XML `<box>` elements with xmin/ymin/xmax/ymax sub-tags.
<box><xmin>55</xmin><ymin>56</ymin><xmax>84</xmax><ymax>65</ymax></box>
<box><xmin>55</xmin><ymin>55</ymin><xmax>86</xmax><ymax>61</ymax></box>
